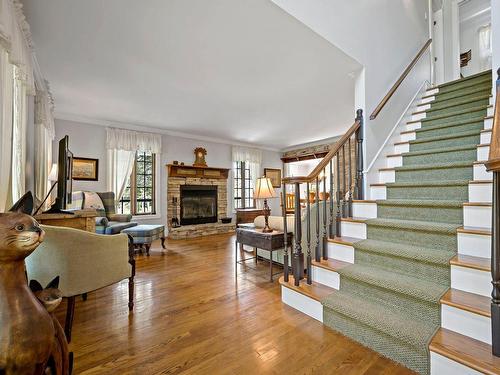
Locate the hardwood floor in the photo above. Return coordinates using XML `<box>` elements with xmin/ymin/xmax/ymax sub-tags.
<box><xmin>54</xmin><ymin>233</ymin><xmax>415</xmax><ymax>374</ymax></box>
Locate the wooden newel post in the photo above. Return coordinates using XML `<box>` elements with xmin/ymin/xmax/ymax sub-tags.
<box><xmin>487</xmin><ymin>68</ymin><xmax>500</xmax><ymax>356</ymax></box>
<box><xmin>293</xmin><ymin>183</ymin><xmax>304</xmax><ymax>285</ymax></box>
<box><xmin>355</xmin><ymin>109</ymin><xmax>364</xmax><ymax>200</ymax></box>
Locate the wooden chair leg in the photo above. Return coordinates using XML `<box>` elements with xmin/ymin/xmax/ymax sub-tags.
<box><xmin>64</xmin><ymin>296</ymin><xmax>76</xmax><ymax>343</ymax></box>
<box><xmin>81</xmin><ymin>293</ymin><xmax>87</xmax><ymax>301</ymax></box>
<box><xmin>128</xmin><ymin>276</ymin><xmax>134</xmax><ymax>311</ymax></box>
<box><xmin>160</xmin><ymin>236</ymin><xmax>166</xmax><ymax>249</ymax></box>
<box><xmin>145</xmin><ymin>244</ymin><xmax>151</xmax><ymax>256</ymax></box>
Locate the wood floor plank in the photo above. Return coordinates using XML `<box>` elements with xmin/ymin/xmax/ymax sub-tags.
<box><xmin>53</xmin><ymin>233</ymin><xmax>415</xmax><ymax>374</ymax></box>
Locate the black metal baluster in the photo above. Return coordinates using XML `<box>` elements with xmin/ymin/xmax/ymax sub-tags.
<box><xmin>355</xmin><ymin>109</ymin><xmax>364</xmax><ymax>200</ymax></box>
<box><xmin>336</xmin><ymin>152</ymin><xmax>342</xmax><ymax>238</ymax></box>
<box><xmin>293</xmin><ymin>182</ymin><xmax>303</xmax><ymax>285</ymax></box>
<box><xmin>315</xmin><ymin>177</ymin><xmax>320</xmax><ymax>262</ymax></box>
<box><xmin>306</xmin><ymin>182</ymin><xmax>312</xmax><ymax>285</ymax></box>
<box><xmin>348</xmin><ymin>137</ymin><xmax>353</xmax><ymax>217</ymax></box>
<box><xmin>329</xmin><ymin>160</ymin><xmax>334</xmax><ymax>238</ymax></box>
<box><xmin>282</xmin><ymin>181</ymin><xmax>289</xmax><ymax>283</ymax></box>
<box><xmin>342</xmin><ymin>144</ymin><xmax>347</xmax><ymax>217</ymax></box>
<box><xmin>322</xmin><ymin>168</ymin><xmax>328</xmax><ymax>260</ymax></box>
<box><xmin>492</xmin><ymin>171</ymin><xmax>500</xmax><ymax>355</ymax></box>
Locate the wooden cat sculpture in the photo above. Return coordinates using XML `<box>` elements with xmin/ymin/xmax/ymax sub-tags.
<box><xmin>0</xmin><ymin>192</ymin><xmax>56</xmax><ymax>375</ymax></box>
<box><xmin>29</xmin><ymin>277</ymin><xmax>72</xmax><ymax>375</ymax></box>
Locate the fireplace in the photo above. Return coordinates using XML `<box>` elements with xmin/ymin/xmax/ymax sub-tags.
<box><xmin>180</xmin><ymin>185</ymin><xmax>218</xmax><ymax>225</ymax></box>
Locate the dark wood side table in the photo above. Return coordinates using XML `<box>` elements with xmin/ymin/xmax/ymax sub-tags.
<box><xmin>235</xmin><ymin>225</ymin><xmax>293</xmax><ymax>282</ymax></box>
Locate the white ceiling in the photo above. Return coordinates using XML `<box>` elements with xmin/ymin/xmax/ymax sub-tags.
<box><xmin>23</xmin><ymin>0</ymin><xmax>361</xmax><ymax>150</ymax></box>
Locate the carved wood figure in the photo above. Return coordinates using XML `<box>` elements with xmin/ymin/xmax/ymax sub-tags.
<box><xmin>30</xmin><ymin>277</ymin><xmax>72</xmax><ymax>375</ymax></box>
<box><xmin>0</xmin><ymin>192</ymin><xmax>60</xmax><ymax>375</ymax></box>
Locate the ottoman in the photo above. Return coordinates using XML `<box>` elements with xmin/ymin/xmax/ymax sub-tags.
<box><xmin>122</xmin><ymin>224</ymin><xmax>166</xmax><ymax>256</ymax></box>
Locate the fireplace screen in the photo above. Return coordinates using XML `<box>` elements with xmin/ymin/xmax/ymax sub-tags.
<box><xmin>180</xmin><ymin>185</ymin><xmax>218</xmax><ymax>225</ymax></box>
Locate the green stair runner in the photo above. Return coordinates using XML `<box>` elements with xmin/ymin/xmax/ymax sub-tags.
<box><xmin>320</xmin><ymin>69</ymin><xmax>491</xmax><ymax>374</ymax></box>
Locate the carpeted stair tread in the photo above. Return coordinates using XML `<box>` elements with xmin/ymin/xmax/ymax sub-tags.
<box><xmin>415</xmin><ymin>117</ymin><xmax>484</xmax><ymax>133</ymax></box>
<box><xmin>436</xmin><ymin>69</ymin><xmax>491</xmax><ymax>89</ymax></box>
<box><xmin>428</xmin><ymin>86</ymin><xmax>492</xmax><ymax>104</ymax></box>
<box><xmin>322</xmin><ymin>289</ymin><xmax>438</xmax><ymax>351</ymax></box>
<box><xmin>377</xmin><ymin>199</ymin><xmax>465</xmax><ymax>207</ymax></box>
<box><xmin>366</xmin><ymin>217</ymin><xmax>459</xmax><ymax>234</ymax></box>
<box><xmin>386</xmin><ymin>179</ymin><xmax>470</xmax><ymax>187</ymax></box>
<box><xmin>402</xmin><ymin>145</ymin><xmax>477</xmax><ymax>157</ymax></box>
<box><xmin>335</xmin><ymin>263</ymin><xmax>449</xmax><ymax>303</ymax></box>
<box><xmin>410</xmin><ymin>129</ymin><xmax>481</xmax><ymax>143</ymax></box>
<box><xmin>422</xmin><ymin>93</ymin><xmax>491</xmax><ymax>113</ymax></box>
<box><xmin>419</xmin><ymin>104</ymin><xmax>489</xmax><ymax>122</ymax></box>
<box><xmin>395</xmin><ymin>161</ymin><xmax>472</xmax><ymax>171</ymax></box>
<box><xmin>354</xmin><ymin>239</ymin><xmax>455</xmax><ymax>265</ymax></box>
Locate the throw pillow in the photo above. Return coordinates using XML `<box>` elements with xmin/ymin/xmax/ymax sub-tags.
<box><xmin>83</xmin><ymin>191</ymin><xmax>105</xmax><ymax>211</ymax></box>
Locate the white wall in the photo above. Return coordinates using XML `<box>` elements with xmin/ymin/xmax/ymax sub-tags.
<box><xmin>271</xmin><ymin>0</ymin><xmax>431</xmax><ymax>167</ymax></box>
<box><xmin>53</xmin><ymin>119</ymin><xmax>282</xmax><ymax>227</ymax></box>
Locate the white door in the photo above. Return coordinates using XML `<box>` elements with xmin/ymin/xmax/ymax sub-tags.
<box><xmin>433</xmin><ymin>9</ymin><xmax>445</xmax><ymax>84</ymax></box>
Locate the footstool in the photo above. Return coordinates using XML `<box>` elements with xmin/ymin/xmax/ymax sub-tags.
<box><xmin>121</xmin><ymin>224</ymin><xmax>166</xmax><ymax>256</ymax></box>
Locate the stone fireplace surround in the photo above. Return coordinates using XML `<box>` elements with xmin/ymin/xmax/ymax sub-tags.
<box><xmin>167</xmin><ymin>164</ymin><xmax>235</xmax><ymax>239</ymax></box>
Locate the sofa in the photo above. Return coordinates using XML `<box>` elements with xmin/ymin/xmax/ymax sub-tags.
<box><xmin>68</xmin><ymin>191</ymin><xmax>138</xmax><ymax>234</ymax></box>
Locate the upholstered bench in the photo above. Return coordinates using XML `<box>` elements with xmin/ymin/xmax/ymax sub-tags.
<box><xmin>122</xmin><ymin>224</ymin><xmax>166</xmax><ymax>256</ymax></box>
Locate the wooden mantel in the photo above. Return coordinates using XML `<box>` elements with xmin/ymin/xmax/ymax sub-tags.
<box><xmin>167</xmin><ymin>164</ymin><xmax>229</xmax><ymax>179</ymax></box>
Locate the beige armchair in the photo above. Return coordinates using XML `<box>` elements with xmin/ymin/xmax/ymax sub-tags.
<box><xmin>25</xmin><ymin>225</ymin><xmax>135</xmax><ymax>342</ymax></box>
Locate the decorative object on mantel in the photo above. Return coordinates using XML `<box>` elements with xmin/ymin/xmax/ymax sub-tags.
<box><xmin>0</xmin><ymin>192</ymin><xmax>69</xmax><ymax>375</ymax></box>
<box><xmin>254</xmin><ymin>177</ymin><xmax>277</xmax><ymax>233</ymax></box>
<box><xmin>264</xmin><ymin>168</ymin><xmax>282</xmax><ymax>188</ymax></box>
<box><xmin>173</xmin><ymin>160</ymin><xmax>179</xmax><ymax>165</ymax></box>
<box><xmin>221</xmin><ymin>217</ymin><xmax>232</xmax><ymax>224</ymax></box>
<box><xmin>72</xmin><ymin>157</ymin><xmax>99</xmax><ymax>181</ymax></box>
<box><xmin>193</xmin><ymin>147</ymin><xmax>208</xmax><ymax>167</ymax></box>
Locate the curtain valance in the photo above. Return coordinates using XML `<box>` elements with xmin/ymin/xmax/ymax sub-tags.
<box><xmin>0</xmin><ymin>0</ymin><xmax>35</xmax><ymax>95</ymax></box>
<box><xmin>106</xmin><ymin>127</ymin><xmax>162</xmax><ymax>154</ymax></box>
<box><xmin>34</xmin><ymin>84</ymin><xmax>55</xmax><ymax>139</ymax></box>
<box><xmin>232</xmin><ymin>146</ymin><xmax>262</xmax><ymax>164</ymax></box>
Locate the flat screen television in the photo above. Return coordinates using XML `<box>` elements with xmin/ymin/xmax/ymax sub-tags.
<box><xmin>44</xmin><ymin>135</ymin><xmax>74</xmax><ymax>214</ymax></box>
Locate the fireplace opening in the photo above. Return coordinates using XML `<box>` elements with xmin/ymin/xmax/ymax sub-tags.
<box><xmin>180</xmin><ymin>185</ymin><xmax>218</xmax><ymax>225</ymax></box>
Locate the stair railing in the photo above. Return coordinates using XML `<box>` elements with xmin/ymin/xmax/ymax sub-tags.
<box><xmin>486</xmin><ymin>68</ymin><xmax>500</xmax><ymax>356</ymax></box>
<box><xmin>281</xmin><ymin>109</ymin><xmax>363</xmax><ymax>285</ymax></box>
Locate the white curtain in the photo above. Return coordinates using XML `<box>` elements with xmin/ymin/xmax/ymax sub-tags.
<box><xmin>11</xmin><ymin>65</ymin><xmax>27</xmax><ymax>203</ymax></box>
<box><xmin>34</xmin><ymin>85</ymin><xmax>55</xmax><ymax>209</ymax></box>
<box><xmin>0</xmin><ymin>48</ymin><xmax>12</xmax><ymax>212</ymax></box>
<box><xmin>232</xmin><ymin>145</ymin><xmax>262</xmax><ymax>182</ymax></box>
<box><xmin>478</xmin><ymin>24</ymin><xmax>492</xmax><ymax>72</ymax></box>
<box><xmin>106</xmin><ymin>127</ymin><xmax>162</xmax><ymax>202</ymax></box>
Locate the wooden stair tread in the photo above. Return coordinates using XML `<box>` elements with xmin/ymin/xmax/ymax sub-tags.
<box><xmin>440</xmin><ymin>288</ymin><xmax>490</xmax><ymax>317</ymax></box>
<box><xmin>478</xmin><ymin>144</ymin><xmax>491</xmax><ymax>148</ymax></box>
<box><xmin>450</xmin><ymin>254</ymin><xmax>490</xmax><ymax>272</ymax></box>
<box><xmin>340</xmin><ymin>217</ymin><xmax>367</xmax><ymax>223</ymax></box>
<box><xmin>429</xmin><ymin>328</ymin><xmax>500</xmax><ymax>375</ymax></box>
<box><xmin>394</xmin><ymin>141</ymin><xmax>410</xmax><ymax>146</ymax></box>
<box><xmin>482</xmin><ymin>129</ymin><xmax>492</xmax><ymax>133</ymax></box>
<box><xmin>463</xmin><ymin>202</ymin><xmax>492</xmax><ymax>206</ymax></box>
<box><xmin>379</xmin><ymin>167</ymin><xmax>395</xmax><ymax>171</ymax></box>
<box><xmin>312</xmin><ymin>258</ymin><xmax>351</xmax><ymax>272</ymax></box>
<box><xmin>352</xmin><ymin>199</ymin><xmax>376</xmax><ymax>203</ymax></box>
<box><xmin>327</xmin><ymin>236</ymin><xmax>362</xmax><ymax>246</ymax></box>
<box><xmin>279</xmin><ymin>276</ymin><xmax>334</xmax><ymax>301</ymax></box>
<box><xmin>387</xmin><ymin>153</ymin><xmax>402</xmax><ymax>158</ymax></box>
<box><xmin>458</xmin><ymin>226</ymin><xmax>491</xmax><ymax>236</ymax></box>
<box><xmin>401</xmin><ymin>129</ymin><xmax>416</xmax><ymax>135</ymax></box>
<box><xmin>469</xmin><ymin>180</ymin><xmax>493</xmax><ymax>184</ymax></box>
<box><xmin>370</xmin><ymin>183</ymin><xmax>387</xmax><ymax>187</ymax></box>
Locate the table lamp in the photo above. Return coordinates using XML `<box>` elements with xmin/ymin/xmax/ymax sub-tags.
<box><xmin>254</xmin><ymin>177</ymin><xmax>277</xmax><ymax>233</ymax></box>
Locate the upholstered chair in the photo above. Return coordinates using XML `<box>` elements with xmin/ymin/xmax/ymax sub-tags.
<box><xmin>25</xmin><ymin>225</ymin><xmax>135</xmax><ymax>342</ymax></box>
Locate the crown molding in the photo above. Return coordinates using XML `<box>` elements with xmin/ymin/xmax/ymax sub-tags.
<box><xmin>53</xmin><ymin>112</ymin><xmax>281</xmax><ymax>153</ymax></box>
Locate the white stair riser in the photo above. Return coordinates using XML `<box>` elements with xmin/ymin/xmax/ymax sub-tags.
<box><xmin>441</xmin><ymin>304</ymin><xmax>491</xmax><ymax>344</ymax></box>
<box><xmin>417</xmin><ymin>103</ymin><xmax>431</xmax><ymax>111</ymax></box>
<box><xmin>451</xmin><ymin>265</ymin><xmax>491</xmax><ymax>297</ymax></box>
<box><xmin>468</xmin><ymin>183</ymin><xmax>492</xmax><ymax>203</ymax></box>
<box><xmin>352</xmin><ymin>202</ymin><xmax>377</xmax><ymax>218</ymax></box>
<box><xmin>327</xmin><ymin>242</ymin><xmax>354</xmax><ymax>263</ymax></box>
<box><xmin>394</xmin><ymin>143</ymin><xmax>410</xmax><ymax>154</ymax></box>
<box><xmin>281</xmin><ymin>286</ymin><xmax>323</xmax><ymax>322</ymax></box>
<box><xmin>400</xmin><ymin>132</ymin><xmax>416</xmax><ymax>142</ymax></box>
<box><xmin>480</xmin><ymin>131</ymin><xmax>491</xmax><ymax>144</ymax></box>
<box><xmin>487</xmin><ymin>106</ymin><xmax>493</xmax><ymax>117</ymax></box>
<box><xmin>311</xmin><ymin>265</ymin><xmax>340</xmax><ymax>290</ymax></box>
<box><xmin>386</xmin><ymin>155</ymin><xmax>403</xmax><ymax>168</ymax></box>
<box><xmin>341</xmin><ymin>221</ymin><xmax>366</xmax><ymax>239</ymax></box>
<box><xmin>402</xmin><ymin>121</ymin><xmax>422</xmax><ymax>132</ymax></box>
<box><xmin>370</xmin><ymin>186</ymin><xmax>386</xmax><ymax>200</ymax></box>
<box><xmin>474</xmin><ymin>163</ymin><xmax>492</xmax><ymax>181</ymax></box>
<box><xmin>477</xmin><ymin>145</ymin><xmax>490</xmax><ymax>162</ymax></box>
<box><xmin>379</xmin><ymin>169</ymin><xmax>395</xmax><ymax>183</ymax></box>
<box><xmin>420</xmin><ymin>95</ymin><xmax>435</xmax><ymax>104</ymax></box>
<box><xmin>411</xmin><ymin>112</ymin><xmax>426</xmax><ymax>121</ymax></box>
<box><xmin>430</xmin><ymin>352</ymin><xmax>482</xmax><ymax>375</ymax></box>
<box><xmin>457</xmin><ymin>232</ymin><xmax>491</xmax><ymax>259</ymax></box>
<box><xmin>463</xmin><ymin>205</ymin><xmax>492</xmax><ymax>230</ymax></box>
<box><xmin>484</xmin><ymin>117</ymin><xmax>493</xmax><ymax>130</ymax></box>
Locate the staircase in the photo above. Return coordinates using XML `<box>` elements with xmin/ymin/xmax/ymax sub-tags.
<box><xmin>280</xmin><ymin>69</ymin><xmax>500</xmax><ymax>374</ymax></box>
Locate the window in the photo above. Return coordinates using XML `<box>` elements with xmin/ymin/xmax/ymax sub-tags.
<box><xmin>119</xmin><ymin>151</ymin><xmax>156</xmax><ymax>215</ymax></box>
<box><xmin>233</xmin><ymin>161</ymin><xmax>254</xmax><ymax>209</ymax></box>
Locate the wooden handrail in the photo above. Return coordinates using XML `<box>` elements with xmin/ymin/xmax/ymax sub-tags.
<box><xmin>486</xmin><ymin>68</ymin><xmax>500</xmax><ymax>172</ymax></box>
<box><xmin>370</xmin><ymin>38</ymin><xmax>432</xmax><ymax>120</ymax></box>
<box><xmin>283</xmin><ymin>118</ymin><xmax>361</xmax><ymax>184</ymax></box>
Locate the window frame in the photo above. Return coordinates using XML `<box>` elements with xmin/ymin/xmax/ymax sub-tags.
<box><xmin>119</xmin><ymin>151</ymin><xmax>157</xmax><ymax>216</ymax></box>
<box><xmin>233</xmin><ymin>160</ymin><xmax>255</xmax><ymax>210</ymax></box>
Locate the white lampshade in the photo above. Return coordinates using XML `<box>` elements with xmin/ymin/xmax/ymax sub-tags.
<box><xmin>48</xmin><ymin>163</ymin><xmax>58</xmax><ymax>182</ymax></box>
<box><xmin>254</xmin><ymin>177</ymin><xmax>276</xmax><ymax>199</ymax></box>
